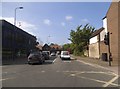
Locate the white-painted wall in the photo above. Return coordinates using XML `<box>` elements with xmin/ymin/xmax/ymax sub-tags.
<box><xmin>103</xmin><ymin>18</ymin><xmax>108</xmax><ymax>33</ymax></box>
<box><xmin>90</xmin><ymin>36</ymin><xmax>98</xmax><ymax>44</ymax></box>
<box><xmin>100</xmin><ymin>29</ymin><xmax>106</xmax><ymax>41</ymax></box>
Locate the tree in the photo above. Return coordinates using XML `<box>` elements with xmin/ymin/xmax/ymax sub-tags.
<box><xmin>68</xmin><ymin>24</ymin><xmax>95</xmax><ymax>56</ymax></box>
<box><xmin>62</xmin><ymin>44</ymin><xmax>70</xmax><ymax>51</ymax></box>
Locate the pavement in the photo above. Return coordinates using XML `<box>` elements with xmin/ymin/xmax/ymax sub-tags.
<box><xmin>2</xmin><ymin>57</ymin><xmax>28</xmax><ymax>65</ymax></box>
<box><xmin>71</xmin><ymin>55</ymin><xmax>119</xmax><ymax>75</ymax></box>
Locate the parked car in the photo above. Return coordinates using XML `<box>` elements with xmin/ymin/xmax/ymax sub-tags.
<box><xmin>60</xmin><ymin>51</ymin><xmax>70</xmax><ymax>60</ymax></box>
<box><xmin>50</xmin><ymin>52</ymin><xmax>56</xmax><ymax>56</ymax></box>
<box><xmin>28</xmin><ymin>51</ymin><xmax>45</xmax><ymax>65</ymax></box>
<box><xmin>42</xmin><ymin>51</ymin><xmax>50</xmax><ymax>60</ymax></box>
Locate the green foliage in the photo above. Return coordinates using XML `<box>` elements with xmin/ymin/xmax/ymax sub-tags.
<box><xmin>68</xmin><ymin>24</ymin><xmax>95</xmax><ymax>56</ymax></box>
<box><xmin>62</xmin><ymin>43</ymin><xmax>70</xmax><ymax>50</ymax></box>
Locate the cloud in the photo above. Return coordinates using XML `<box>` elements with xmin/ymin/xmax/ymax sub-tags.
<box><xmin>65</xmin><ymin>16</ymin><xmax>73</xmax><ymax>21</ymax></box>
<box><xmin>43</xmin><ymin>19</ymin><xmax>51</xmax><ymax>26</ymax></box>
<box><xmin>19</xmin><ymin>21</ymin><xmax>37</xmax><ymax>32</ymax></box>
<box><xmin>0</xmin><ymin>16</ymin><xmax>14</xmax><ymax>25</ymax></box>
<box><xmin>1</xmin><ymin>16</ymin><xmax>37</xmax><ymax>35</ymax></box>
<box><xmin>61</xmin><ymin>22</ymin><xmax>65</xmax><ymax>26</ymax></box>
<box><xmin>81</xmin><ymin>18</ymin><xmax>89</xmax><ymax>23</ymax></box>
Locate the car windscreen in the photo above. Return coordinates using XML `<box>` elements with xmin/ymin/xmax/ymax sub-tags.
<box><xmin>63</xmin><ymin>52</ymin><xmax>69</xmax><ymax>55</ymax></box>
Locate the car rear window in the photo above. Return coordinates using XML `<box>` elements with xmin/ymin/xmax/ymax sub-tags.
<box><xmin>63</xmin><ymin>52</ymin><xmax>69</xmax><ymax>55</ymax></box>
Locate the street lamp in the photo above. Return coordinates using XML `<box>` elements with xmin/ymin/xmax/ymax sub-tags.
<box><xmin>47</xmin><ymin>35</ymin><xmax>51</xmax><ymax>45</ymax></box>
<box><xmin>13</xmin><ymin>6</ymin><xmax>23</xmax><ymax>60</ymax></box>
<box><xmin>14</xmin><ymin>7</ymin><xmax>23</xmax><ymax>26</ymax></box>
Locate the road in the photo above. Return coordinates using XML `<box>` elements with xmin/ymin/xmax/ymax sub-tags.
<box><xmin>2</xmin><ymin>55</ymin><xmax>119</xmax><ymax>87</ymax></box>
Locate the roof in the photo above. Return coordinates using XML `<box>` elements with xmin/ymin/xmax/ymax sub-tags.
<box><xmin>36</xmin><ymin>44</ymin><xmax>43</xmax><ymax>50</ymax></box>
<box><xmin>91</xmin><ymin>27</ymin><xmax>104</xmax><ymax>38</ymax></box>
<box><xmin>50</xmin><ymin>44</ymin><xmax>62</xmax><ymax>49</ymax></box>
<box><xmin>102</xmin><ymin>16</ymin><xmax>107</xmax><ymax>20</ymax></box>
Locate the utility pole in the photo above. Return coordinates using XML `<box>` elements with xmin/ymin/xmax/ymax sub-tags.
<box><xmin>47</xmin><ymin>35</ymin><xmax>51</xmax><ymax>45</ymax></box>
<box><xmin>13</xmin><ymin>7</ymin><xmax>23</xmax><ymax>60</ymax></box>
<box><xmin>104</xmin><ymin>32</ymin><xmax>112</xmax><ymax>66</ymax></box>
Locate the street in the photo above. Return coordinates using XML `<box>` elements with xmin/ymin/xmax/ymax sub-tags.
<box><xmin>2</xmin><ymin>55</ymin><xmax>119</xmax><ymax>87</ymax></box>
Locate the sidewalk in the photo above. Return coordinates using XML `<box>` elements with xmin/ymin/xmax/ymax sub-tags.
<box><xmin>71</xmin><ymin>55</ymin><xmax>119</xmax><ymax>75</ymax></box>
<box><xmin>2</xmin><ymin>57</ymin><xmax>27</xmax><ymax>65</ymax></box>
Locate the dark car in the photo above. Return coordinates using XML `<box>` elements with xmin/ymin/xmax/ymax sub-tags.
<box><xmin>28</xmin><ymin>51</ymin><xmax>45</xmax><ymax>65</ymax></box>
<box><xmin>42</xmin><ymin>52</ymin><xmax>50</xmax><ymax>60</ymax></box>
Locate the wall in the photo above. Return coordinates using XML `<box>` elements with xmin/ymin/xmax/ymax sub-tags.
<box><xmin>89</xmin><ymin>36</ymin><xmax>98</xmax><ymax>44</ymax></box>
<box><xmin>103</xmin><ymin>18</ymin><xmax>108</xmax><ymax>33</ymax></box>
<box><xmin>107</xmin><ymin>2</ymin><xmax>119</xmax><ymax>63</ymax></box>
<box><xmin>118</xmin><ymin>1</ymin><xmax>120</xmax><ymax>68</ymax></box>
<box><xmin>99</xmin><ymin>41</ymin><xmax>108</xmax><ymax>59</ymax></box>
<box><xmin>89</xmin><ymin>42</ymin><xmax>99</xmax><ymax>58</ymax></box>
<box><xmin>99</xmin><ymin>29</ymin><xmax>108</xmax><ymax>59</ymax></box>
<box><xmin>100</xmin><ymin>29</ymin><xmax>106</xmax><ymax>41</ymax></box>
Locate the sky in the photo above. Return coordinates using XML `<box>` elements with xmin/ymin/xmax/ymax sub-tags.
<box><xmin>1</xmin><ymin>2</ymin><xmax>111</xmax><ymax>45</ymax></box>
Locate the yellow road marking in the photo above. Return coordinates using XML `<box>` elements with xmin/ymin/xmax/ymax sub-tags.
<box><xmin>103</xmin><ymin>75</ymin><xmax>119</xmax><ymax>87</ymax></box>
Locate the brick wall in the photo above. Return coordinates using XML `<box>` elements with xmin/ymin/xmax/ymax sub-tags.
<box><xmin>99</xmin><ymin>41</ymin><xmax>108</xmax><ymax>59</ymax></box>
<box><xmin>107</xmin><ymin>2</ymin><xmax>119</xmax><ymax>62</ymax></box>
<box><xmin>118</xmin><ymin>2</ymin><xmax>120</xmax><ymax>65</ymax></box>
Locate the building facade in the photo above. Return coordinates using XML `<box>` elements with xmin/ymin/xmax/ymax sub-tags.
<box><xmin>89</xmin><ymin>2</ymin><xmax>120</xmax><ymax>65</ymax></box>
<box><xmin>89</xmin><ymin>27</ymin><xmax>104</xmax><ymax>59</ymax></box>
<box><xmin>1</xmin><ymin>20</ymin><xmax>37</xmax><ymax>61</ymax></box>
<box><xmin>106</xmin><ymin>2</ymin><xmax>119</xmax><ymax>64</ymax></box>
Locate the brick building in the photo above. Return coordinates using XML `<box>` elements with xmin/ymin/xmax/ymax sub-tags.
<box><xmin>89</xmin><ymin>2</ymin><xmax>119</xmax><ymax>65</ymax></box>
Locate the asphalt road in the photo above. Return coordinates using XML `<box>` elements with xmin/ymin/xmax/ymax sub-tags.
<box><xmin>2</xmin><ymin>55</ymin><xmax>119</xmax><ymax>87</ymax></box>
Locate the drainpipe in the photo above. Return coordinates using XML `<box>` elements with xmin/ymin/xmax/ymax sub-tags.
<box><xmin>98</xmin><ymin>34</ymin><xmax>100</xmax><ymax>59</ymax></box>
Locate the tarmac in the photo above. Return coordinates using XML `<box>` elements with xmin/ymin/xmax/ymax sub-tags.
<box><xmin>71</xmin><ymin>55</ymin><xmax>119</xmax><ymax>75</ymax></box>
<box><xmin>2</xmin><ymin>55</ymin><xmax>119</xmax><ymax>75</ymax></box>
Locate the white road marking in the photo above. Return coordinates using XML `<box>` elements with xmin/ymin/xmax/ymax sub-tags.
<box><xmin>52</xmin><ymin>58</ymin><xmax>57</xmax><ymax>63</ymax></box>
<box><xmin>41</xmin><ymin>71</ymin><xmax>45</xmax><ymax>73</ymax></box>
<box><xmin>0</xmin><ymin>77</ymin><xmax>15</xmax><ymax>81</ymax></box>
<box><xmin>62</xmin><ymin>70</ymin><xmax>119</xmax><ymax>87</ymax></box>
<box><xmin>76</xmin><ymin>71</ymin><xmax>116</xmax><ymax>76</ymax></box>
<box><xmin>76</xmin><ymin>60</ymin><xmax>106</xmax><ymax>68</ymax></box>
<box><xmin>63</xmin><ymin>71</ymin><xmax>115</xmax><ymax>76</ymax></box>
<box><xmin>70</xmin><ymin>74</ymin><xmax>76</xmax><ymax>77</ymax></box>
<box><xmin>103</xmin><ymin>75</ymin><xmax>119</xmax><ymax>87</ymax></box>
<box><xmin>76</xmin><ymin>60</ymin><xmax>118</xmax><ymax>75</ymax></box>
<box><xmin>77</xmin><ymin>75</ymin><xmax>118</xmax><ymax>86</ymax></box>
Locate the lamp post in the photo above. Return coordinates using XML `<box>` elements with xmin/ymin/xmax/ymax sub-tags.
<box><xmin>14</xmin><ymin>7</ymin><xmax>23</xmax><ymax>26</ymax></box>
<box><xmin>13</xmin><ymin>7</ymin><xmax>23</xmax><ymax>60</ymax></box>
<box><xmin>47</xmin><ymin>35</ymin><xmax>51</xmax><ymax>45</ymax></box>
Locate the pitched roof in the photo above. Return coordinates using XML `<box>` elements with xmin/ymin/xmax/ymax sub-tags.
<box><xmin>91</xmin><ymin>27</ymin><xmax>104</xmax><ymax>38</ymax></box>
<box><xmin>36</xmin><ymin>44</ymin><xmax>43</xmax><ymax>50</ymax></box>
<box><xmin>50</xmin><ymin>44</ymin><xmax>62</xmax><ymax>49</ymax></box>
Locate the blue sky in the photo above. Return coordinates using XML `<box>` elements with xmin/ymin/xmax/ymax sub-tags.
<box><xmin>1</xmin><ymin>2</ymin><xmax>111</xmax><ymax>45</ymax></box>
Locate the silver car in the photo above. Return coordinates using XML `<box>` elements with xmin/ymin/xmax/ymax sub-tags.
<box><xmin>28</xmin><ymin>51</ymin><xmax>45</xmax><ymax>65</ymax></box>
